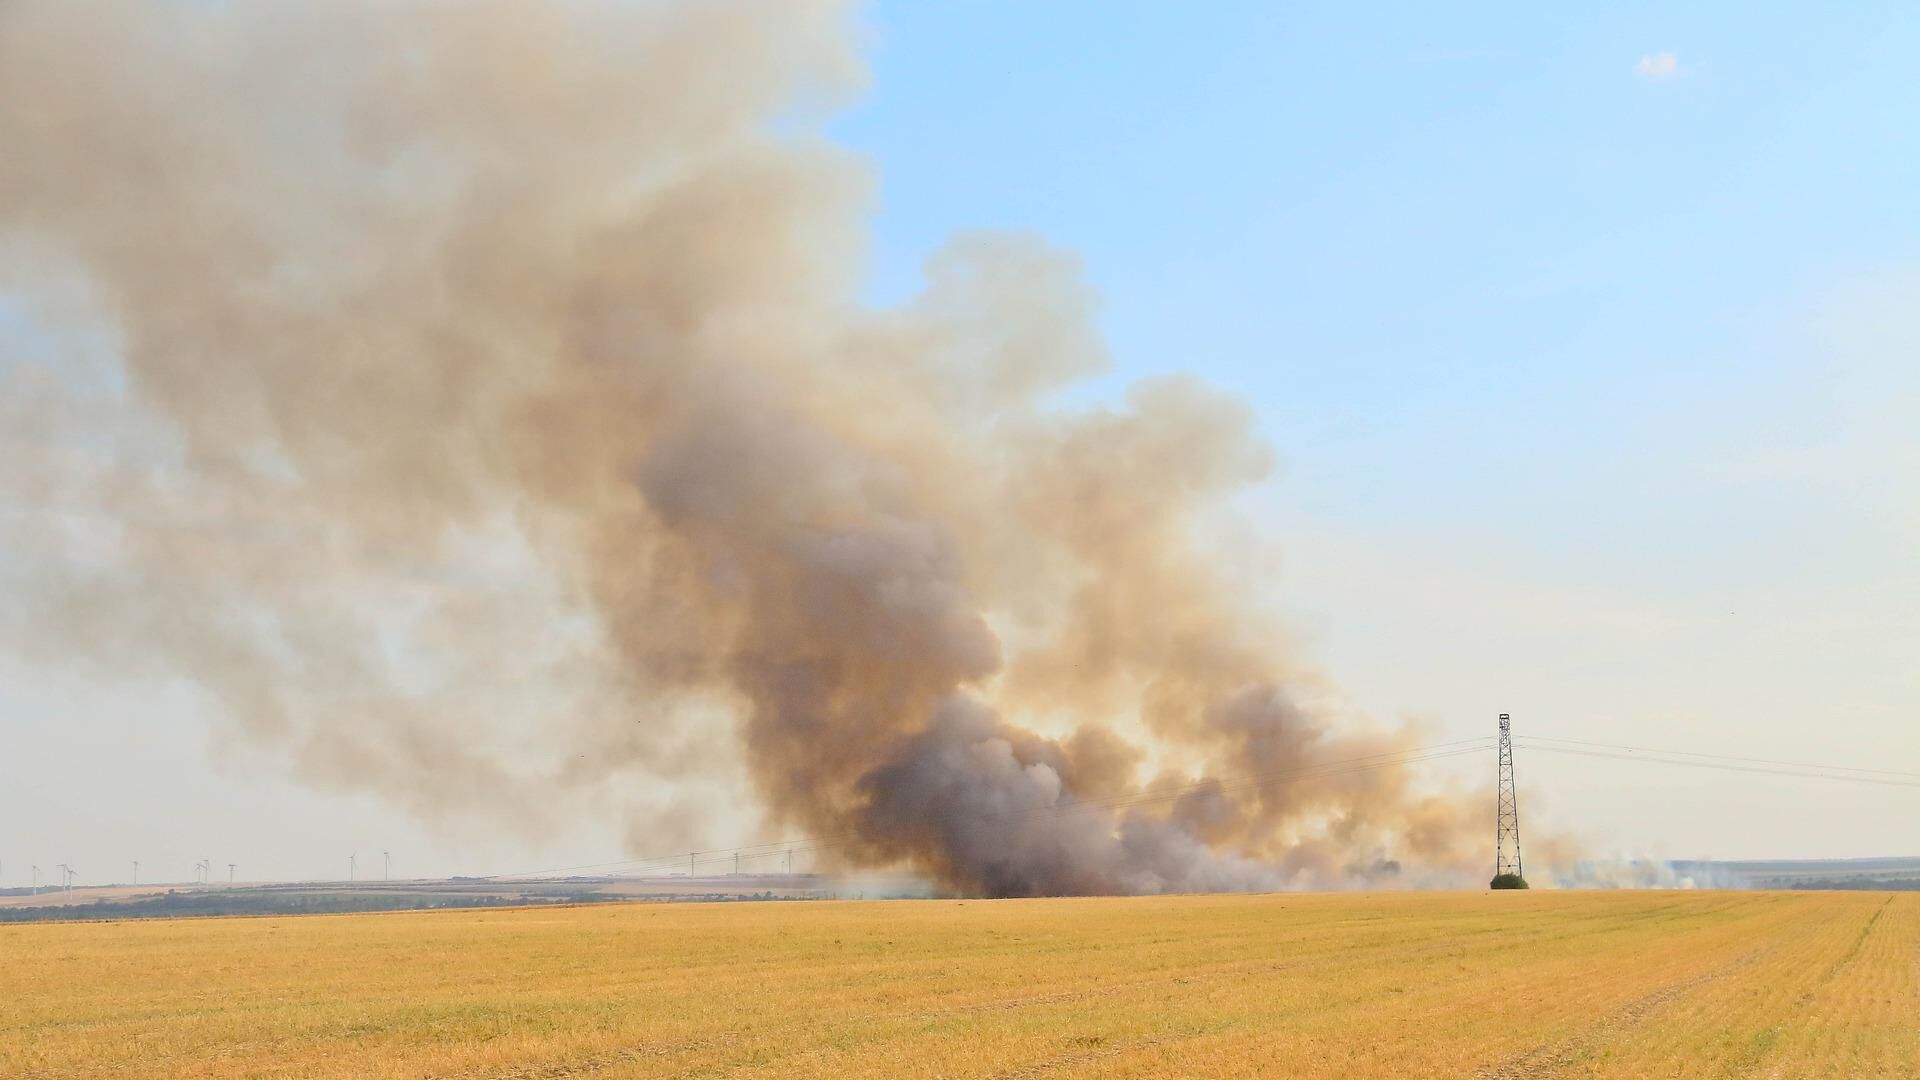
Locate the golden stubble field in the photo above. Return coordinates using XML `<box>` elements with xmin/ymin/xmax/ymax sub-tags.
<box><xmin>2</xmin><ymin>890</ymin><xmax>1913</xmax><ymax>1079</ymax></box>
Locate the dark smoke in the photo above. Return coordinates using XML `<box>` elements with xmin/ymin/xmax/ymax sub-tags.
<box><xmin>0</xmin><ymin>0</ymin><xmax>1486</xmax><ymax>894</ymax></box>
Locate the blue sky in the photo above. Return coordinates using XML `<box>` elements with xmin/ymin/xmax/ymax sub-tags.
<box><xmin>835</xmin><ymin>3</ymin><xmax>1917</xmax><ymax>454</ymax></box>
<box><xmin>834</xmin><ymin>3</ymin><xmax>1917</xmax><ymax>589</ymax></box>
<box><xmin>828</xmin><ymin>2</ymin><xmax>1919</xmax><ymax>857</ymax></box>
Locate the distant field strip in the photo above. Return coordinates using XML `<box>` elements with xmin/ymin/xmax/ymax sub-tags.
<box><xmin>2</xmin><ymin>891</ymin><xmax>1913</xmax><ymax>1078</ymax></box>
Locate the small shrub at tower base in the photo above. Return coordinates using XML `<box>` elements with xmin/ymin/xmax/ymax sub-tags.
<box><xmin>1489</xmin><ymin>873</ymin><xmax>1530</xmax><ymax>890</ymax></box>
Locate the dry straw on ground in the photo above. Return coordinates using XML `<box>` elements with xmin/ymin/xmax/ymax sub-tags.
<box><xmin>3</xmin><ymin>890</ymin><xmax>1914</xmax><ymax>1078</ymax></box>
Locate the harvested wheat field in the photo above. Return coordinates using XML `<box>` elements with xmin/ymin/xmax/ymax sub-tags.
<box><xmin>2</xmin><ymin>890</ymin><xmax>1914</xmax><ymax>1079</ymax></box>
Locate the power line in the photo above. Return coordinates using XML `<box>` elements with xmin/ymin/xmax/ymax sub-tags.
<box><xmin>1517</xmin><ymin>743</ymin><xmax>1920</xmax><ymax>790</ymax></box>
<box><xmin>1518</xmin><ymin>734</ymin><xmax>1920</xmax><ymax>781</ymax></box>
<box><xmin>478</xmin><ymin>731</ymin><xmax>1920</xmax><ymax>886</ymax></box>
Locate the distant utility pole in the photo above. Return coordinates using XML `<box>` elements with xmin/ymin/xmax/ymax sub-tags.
<box><xmin>1494</xmin><ymin>713</ymin><xmax>1524</xmax><ymax>883</ymax></box>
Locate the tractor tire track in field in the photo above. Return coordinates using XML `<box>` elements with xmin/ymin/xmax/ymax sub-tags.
<box><xmin>1818</xmin><ymin>894</ymin><xmax>1893</xmax><ymax>983</ymax></box>
<box><xmin>1741</xmin><ymin>894</ymin><xmax>1908</xmax><ymax>1080</ymax></box>
<box><xmin>1476</xmin><ymin>945</ymin><xmax>1773</xmax><ymax>1080</ymax></box>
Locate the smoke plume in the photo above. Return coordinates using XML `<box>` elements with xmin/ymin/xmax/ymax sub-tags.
<box><xmin>0</xmin><ymin>1</ymin><xmax>1485</xmax><ymax>894</ymax></box>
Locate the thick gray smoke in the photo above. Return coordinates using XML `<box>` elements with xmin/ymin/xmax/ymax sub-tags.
<box><xmin>0</xmin><ymin>0</ymin><xmax>1485</xmax><ymax>894</ymax></box>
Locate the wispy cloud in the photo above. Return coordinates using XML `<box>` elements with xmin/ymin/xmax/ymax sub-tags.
<box><xmin>1636</xmin><ymin>52</ymin><xmax>1681</xmax><ymax>80</ymax></box>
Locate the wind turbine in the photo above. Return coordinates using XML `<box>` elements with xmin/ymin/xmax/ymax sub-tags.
<box><xmin>383</xmin><ymin>851</ymin><xmax>391</xmax><ymax>882</ymax></box>
<box><xmin>227</xmin><ymin>863</ymin><xmax>236</xmax><ymax>885</ymax></box>
<box><xmin>132</xmin><ymin>860</ymin><xmax>139</xmax><ymax>886</ymax></box>
<box><xmin>56</xmin><ymin>863</ymin><xmax>75</xmax><ymax>897</ymax></box>
<box><xmin>349</xmin><ymin>852</ymin><xmax>356</xmax><ymax>883</ymax></box>
<box><xmin>30</xmin><ymin>864</ymin><xmax>38</xmax><ymax>896</ymax></box>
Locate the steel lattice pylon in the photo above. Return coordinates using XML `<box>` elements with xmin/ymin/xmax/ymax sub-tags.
<box><xmin>1494</xmin><ymin>713</ymin><xmax>1523</xmax><ymax>879</ymax></box>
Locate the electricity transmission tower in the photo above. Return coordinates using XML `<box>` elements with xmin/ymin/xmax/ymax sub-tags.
<box><xmin>1494</xmin><ymin>713</ymin><xmax>1523</xmax><ymax>882</ymax></box>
